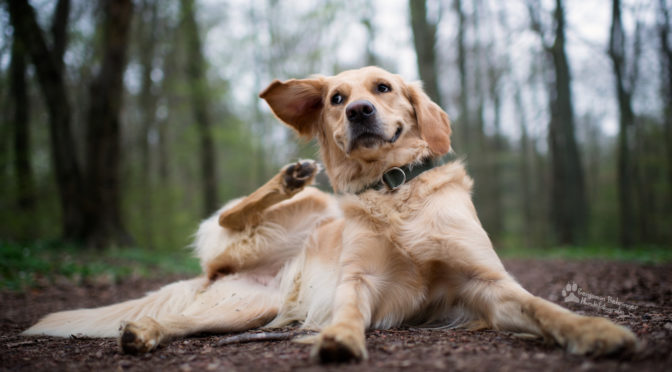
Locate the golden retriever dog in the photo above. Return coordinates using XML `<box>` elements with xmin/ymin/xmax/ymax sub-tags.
<box><xmin>24</xmin><ymin>66</ymin><xmax>637</xmax><ymax>362</ymax></box>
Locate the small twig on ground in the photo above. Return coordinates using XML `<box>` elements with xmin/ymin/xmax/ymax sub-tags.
<box><xmin>6</xmin><ymin>340</ymin><xmax>37</xmax><ymax>348</ymax></box>
<box><xmin>215</xmin><ymin>331</ymin><xmax>315</xmax><ymax>346</ymax></box>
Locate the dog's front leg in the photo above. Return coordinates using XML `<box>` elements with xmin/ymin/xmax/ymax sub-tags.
<box><xmin>312</xmin><ymin>271</ymin><xmax>373</xmax><ymax>362</ymax></box>
<box><xmin>311</xmin><ymin>226</ymin><xmax>387</xmax><ymax>363</ymax></box>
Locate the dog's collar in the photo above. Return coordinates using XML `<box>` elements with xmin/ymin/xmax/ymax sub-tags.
<box><xmin>356</xmin><ymin>157</ymin><xmax>437</xmax><ymax>194</ymax></box>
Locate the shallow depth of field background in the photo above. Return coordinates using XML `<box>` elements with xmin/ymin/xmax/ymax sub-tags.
<box><xmin>1</xmin><ymin>0</ymin><xmax>671</xmax><ymax>288</ymax></box>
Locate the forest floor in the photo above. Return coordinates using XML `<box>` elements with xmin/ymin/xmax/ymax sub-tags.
<box><xmin>1</xmin><ymin>259</ymin><xmax>671</xmax><ymax>371</ymax></box>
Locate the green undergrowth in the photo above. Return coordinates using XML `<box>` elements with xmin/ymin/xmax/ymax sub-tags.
<box><xmin>2</xmin><ymin>241</ymin><xmax>670</xmax><ymax>291</ymax></box>
<box><xmin>499</xmin><ymin>245</ymin><xmax>672</xmax><ymax>264</ymax></box>
<box><xmin>0</xmin><ymin>240</ymin><xmax>200</xmax><ymax>291</ymax></box>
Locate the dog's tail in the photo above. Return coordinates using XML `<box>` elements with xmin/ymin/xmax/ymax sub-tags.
<box><xmin>22</xmin><ymin>277</ymin><xmax>205</xmax><ymax>338</ymax></box>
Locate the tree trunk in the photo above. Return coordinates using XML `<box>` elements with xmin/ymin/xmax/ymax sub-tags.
<box><xmin>454</xmin><ymin>0</ymin><xmax>470</xmax><ymax>153</ymax></box>
<box><xmin>470</xmin><ymin>2</ymin><xmax>488</xmax><ymax>230</ymax></box>
<box><xmin>526</xmin><ymin>57</ymin><xmax>553</xmax><ymax>247</ymax></box>
<box><xmin>608</xmin><ymin>0</ymin><xmax>636</xmax><ymax>247</ymax></box>
<box><xmin>659</xmin><ymin>0</ymin><xmax>672</xmax><ymax>202</ymax></box>
<box><xmin>135</xmin><ymin>0</ymin><xmax>158</xmax><ymax>248</ymax></box>
<box><xmin>156</xmin><ymin>19</ymin><xmax>180</xmax><ymax>186</ymax></box>
<box><xmin>136</xmin><ymin>0</ymin><xmax>160</xmax><ymax>249</ymax></box>
<box><xmin>84</xmin><ymin>0</ymin><xmax>134</xmax><ymax>248</ymax></box>
<box><xmin>488</xmin><ymin>81</ymin><xmax>504</xmax><ymax>242</ymax></box>
<box><xmin>181</xmin><ymin>0</ymin><xmax>219</xmax><ymax>216</ymax></box>
<box><xmin>547</xmin><ymin>0</ymin><xmax>588</xmax><ymax>245</ymax></box>
<box><xmin>10</xmin><ymin>36</ymin><xmax>34</xmax><ymax>213</ymax></box>
<box><xmin>409</xmin><ymin>0</ymin><xmax>442</xmax><ymax>105</ymax></box>
<box><xmin>482</xmin><ymin>0</ymin><xmax>503</xmax><ymax>242</ymax></box>
<box><xmin>515</xmin><ymin>89</ymin><xmax>533</xmax><ymax>247</ymax></box>
<box><xmin>8</xmin><ymin>0</ymin><xmax>88</xmax><ymax>241</ymax></box>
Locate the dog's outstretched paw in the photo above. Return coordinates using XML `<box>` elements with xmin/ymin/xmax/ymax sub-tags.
<box><xmin>119</xmin><ymin>318</ymin><xmax>162</xmax><ymax>354</ymax></box>
<box><xmin>282</xmin><ymin>159</ymin><xmax>320</xmax><ymax>194</ymax></box>
<box><xmin>311</xmin><ymin>324</ymin><xmax>367</xmax><ymax>364</ymax></box>
<box><xmin>562</xmin><ymin>316</ymin><xmax>638</xmax><ymax>356</ymax></box>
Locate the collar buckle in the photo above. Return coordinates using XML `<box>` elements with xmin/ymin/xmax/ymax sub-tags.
<box><xmin>382</xmin><ymin>167</ymin><xmax>407</xmax><ymax>190</ymax></box>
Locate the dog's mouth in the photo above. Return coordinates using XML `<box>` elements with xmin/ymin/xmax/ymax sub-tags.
<box><xmin>348</xmin><ymin>125</ymin><xmax>402</xmax><ymax>153</ymax></box>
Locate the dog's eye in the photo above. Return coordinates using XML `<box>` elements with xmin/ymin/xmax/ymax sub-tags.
<box><xmin>331</xmin><ymin>93</ymin><xmax>344</xmax><ymax>105</ymax></box>
<box><xmin>377</xmin><ymin>83</ymin><xmax>391</xmax><ymax>93</ymax></box>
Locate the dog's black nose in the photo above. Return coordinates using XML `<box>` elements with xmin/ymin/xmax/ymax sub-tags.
<box><xmin>346</xmin><ymin>100</ymin><xmax>376</xmax><ymax>122</ymax></box>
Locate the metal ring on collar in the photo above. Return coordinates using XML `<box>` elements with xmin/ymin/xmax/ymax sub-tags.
<box><xmin>383</xmin><ymin>167</ymin><xmax>406</xmax><ymax>190</ymax></box>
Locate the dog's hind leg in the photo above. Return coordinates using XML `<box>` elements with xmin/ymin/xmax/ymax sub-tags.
<box><xmin>119</xmin><ymin>275</ymin><xmax>281</xmax><ymax>354</ymax></box>
<box><xmin>23</xmin><ymin>277</ymin><xmax>207</xmax><ymax>338</ymax></box>
<box><xmin>197</xmin><ymin>160</ymin><xmax>340</xmax><ymax>280</ymax></box>
<box><xmin>460</xmin><ymin>274</ymin><xmax>638</xmax><ymax>356</ymax></box>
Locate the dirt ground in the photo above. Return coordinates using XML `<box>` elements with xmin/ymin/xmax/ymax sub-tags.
<box><xmin>1</xmin><ymin>259</ymin><xmax>671</xmax><ymax>371</ymax></box>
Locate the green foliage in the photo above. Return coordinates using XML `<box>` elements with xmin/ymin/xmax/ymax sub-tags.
<box><xmin>499</xmin><ymin>245</ymin><xmax>672</xmax><ymax>264</ymax></box>
<box><xmin>0</xmin><ymin>240</ymin><xmax>200</xmax><ymax>291</ymax></box>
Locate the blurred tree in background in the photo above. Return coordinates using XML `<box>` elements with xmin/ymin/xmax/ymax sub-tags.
<box><xmin>0</xmin><ymin>0</ymin><xmax>670</xmax><ymax>253</ymax></box>
<box><xmin>530</xmin><ymin>0</ymin><xmax>589</xmax><ymax>245</ymax></box>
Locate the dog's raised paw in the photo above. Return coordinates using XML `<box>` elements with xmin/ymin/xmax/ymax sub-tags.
<box><xmin>282</xmin><ymin>160</ymin><xmax>319</xmax><ymax>193</ymax></box>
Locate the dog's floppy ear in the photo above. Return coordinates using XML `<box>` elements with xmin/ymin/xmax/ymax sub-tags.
<box><xmin>259</xmin><ymin>78</ymin><xmax>325</xmax><ymax>138</ymax></box>
<box><xmin>406</xmin><ymin>82</ymin><xmax>452</xmax><ymax>156</ymax></box>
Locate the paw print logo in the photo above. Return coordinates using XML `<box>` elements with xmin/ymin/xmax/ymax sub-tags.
<box><xmin>561</xmin><ymin>282</ymin><xmax>581</xmax><ymax>303</ymax></box>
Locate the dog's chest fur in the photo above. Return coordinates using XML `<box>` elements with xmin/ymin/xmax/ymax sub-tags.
<box><xmin>330</xmin><ymin>162</ymin><xmax>477</xmax><ymax>326</ymax></box>
<box><xmin>341</xmin><ymin>161</ymin><xmax>473</xmax><ymax>255</ymax></box>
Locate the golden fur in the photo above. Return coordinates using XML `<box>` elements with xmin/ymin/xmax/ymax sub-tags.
<box><xmin>24</xmin><ymin>67</ymin><xmax>637</xmax><ymax>362</ymax></box>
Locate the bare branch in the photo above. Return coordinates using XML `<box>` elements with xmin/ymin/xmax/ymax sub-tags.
<box><xmin>525</xmin><ymin>0</ymin><xmax>550</xmax><ymax>50</ymax></box>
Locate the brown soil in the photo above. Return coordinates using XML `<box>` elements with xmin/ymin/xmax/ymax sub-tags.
<box><xmin>1</xmin><ymin>259</ymin><xmax>671</xmax><ymax>371</ymax></box>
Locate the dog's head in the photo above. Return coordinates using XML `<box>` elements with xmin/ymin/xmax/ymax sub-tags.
<box><xmin>260</xmin><ymin>66</ymin><xmax>451</xmax><ymax>193</ymax></box>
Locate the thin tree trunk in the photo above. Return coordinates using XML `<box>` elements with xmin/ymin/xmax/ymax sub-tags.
<box><xmin>409</xmin><ymin>0</ymin><xmax>442</xmax><ymax>105</ymax></box>
<box><xmin>136</xmin><ymin>0</ymin><xmax>159</xmax><ymax>249</ymax></box>
<box><xmin>10</xmin><ymin>36</ymin><xmax>34</xmax><ymax>213</ymax></box>
<box><xmin>454</xmin><ymin>0</ymin><xmax>470</xmax><ymax>153</ymax></box>
<box><xmin>632</xmin><ymin>127</ymin><xmax>651</xmax><ymax>242</ymax></box>
<box><xmin>658</xmin><ymin>0</ymin><xmax>672</xmax><ymax>202</ymax></box>
<box><xmin>84</xmin><ymin>0</ymin><xmax>134</xmax><ymax>247</ymax></box>
<box><xmin>157</xmin><ymin>25</ymin><xmax>178</xmax><ymax>185</ymax></box>
<box><xmin>484</xmin><ymin>0</ymin><xmax>503</xmax><ymax>242</ymax></box>
<box><xmin>469</xmin><ymin>6</ymin><xmax>488</xmax><ymax>232</ymax></box>
<box><xmin>8</xmin><ymin>0</ymin><xmax>87</xmax><ymax>241</ymax></box>
<box><xmin>489</xmin><ymin>83</ymin><xmax>504</xmax><ymax>241</ymax></box>
<box><xmin>547</xmin><ymin>0</ymin><xmax>588</xmax><ymax>245</ymax></box>
<box><xmin>608</xmin><ymin>0</ymin><xmax>636</xmax><ymax>247</ymax></box>
<box><xmin>181</xmin><ymin>0</ymin><xmax>219</xmax><ymax>216</ymax></box>
<box><xmin>515</xmin><ymin>89</ymin><xmax>533</xmax><ymax>247</ymax></box>
<box><xmin>151</xmin><ymin>24</ymin><xmax>179</xmax><ymax>249</ymax></box>
<box><xmin>527</xmin><ymin>56</ymin><xmax>552</xmax><ymax>247</ymax></box>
